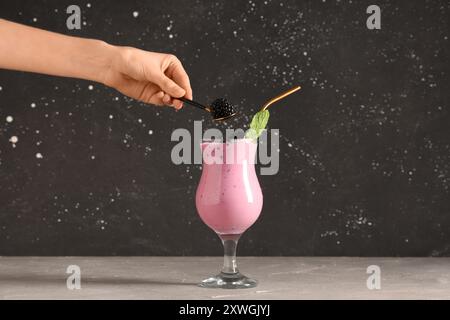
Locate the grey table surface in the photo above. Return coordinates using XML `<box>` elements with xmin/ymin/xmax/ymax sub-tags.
<box><xmin>0</xmin><ymin>257</ymin><xmax>449</xmax><ymax>300</ymax></box>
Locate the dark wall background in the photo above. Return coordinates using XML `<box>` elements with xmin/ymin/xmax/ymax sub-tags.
<box><xmin>0</xmin><ymin>0</ymin><xmax>448</xmax><ymax>256</ymax></box>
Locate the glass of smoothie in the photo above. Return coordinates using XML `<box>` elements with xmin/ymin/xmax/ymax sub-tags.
<box><xmin>195</xmin><ymin>138</ymin><xmax>263</xmax><ymax>289</ymax></box>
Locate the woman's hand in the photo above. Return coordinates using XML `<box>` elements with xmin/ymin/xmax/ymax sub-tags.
<box><xmin>103</xmin><ymin>48</ymin><xmax>192</xmax><ymax>109</ymax></box>
<box><xmin>0</xmin><ymin>19</ymin><xmax>192</xmax><ymax>109</ymax></box>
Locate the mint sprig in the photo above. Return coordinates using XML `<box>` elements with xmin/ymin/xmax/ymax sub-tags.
<box><xmin>245</xmin><ymin>109</ymin><xmax>270</xmax><ymax>140</ymax></box>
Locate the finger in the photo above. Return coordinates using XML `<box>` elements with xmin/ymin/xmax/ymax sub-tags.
<box><xmin>169</xmin><ymin>60</ymin><xmax>193</xmax><ymax>100</ymax></box>
<box><xmin>162</xmin><ymin>92</ymin><xmax>182</xmax><ymax>109</ymax></box>
<box><xmin>147</xmin><ymin>91</ymin><xmax>165</xmax><ymax>106</ymax></box>
<box><xmin>162</xmin><ymin>93</ymin><xmax>172</xmax><ymax>105</ymax></box>
<box><xmin>136</xmin><ymin>82</ymin><xmax>164</xmax><ymax>105</ymax></box>
<box><xmin>156</xmin><ymin>74</ymin><xmax>186</xmax><ymax>98</ymax></box>
<box><xmin>152</xmin><ymin>91</ymin><xmax>165</xmax><ymax>105</ymax></box>
<box><xmin>152</xmin><ymin>91</ymin><xmax>164</xmax><ymax>101</ymax></box>
<box><xmin>172</xmin><ymin>99</ymin><xmax>183</xmax><ymax>110</ymax></box>
<box><xmin>162</xmin><ymin>93</ymin><xmax>179</xmax><ymax>109</ymax></box>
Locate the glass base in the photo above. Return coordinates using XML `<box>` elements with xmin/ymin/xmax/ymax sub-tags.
<box><xmin>199</xmin><ymin>272</ymin><xmax>257</xmax><ymax>289</ymax></box>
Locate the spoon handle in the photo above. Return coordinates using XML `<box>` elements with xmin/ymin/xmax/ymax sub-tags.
<box><xmin>179</xmin><ymin>97</ymin><xmax>211</xmax><ymax>112</ymax></box>
<box><xmin>260</xmin><ymin>86</ymin><xmax>301</xmax><ymax>111</ymax></box>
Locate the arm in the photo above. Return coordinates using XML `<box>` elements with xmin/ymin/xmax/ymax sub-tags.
<box><xmin>0</xmin><ymin>19</ymin><xmax>192</xmax><ymax>109</ymax></box>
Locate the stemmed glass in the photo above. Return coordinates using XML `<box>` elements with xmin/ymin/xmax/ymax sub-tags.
<box><xmin>195</xmin><ymin>139</ymin><xmax>263</xmax><ymax>289</ymax></box>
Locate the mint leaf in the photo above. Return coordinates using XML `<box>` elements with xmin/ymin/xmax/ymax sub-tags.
<box><xmin>245</xmin><ymin>110</ymin><xmax>270</xmax><ymax>140</ymax></box>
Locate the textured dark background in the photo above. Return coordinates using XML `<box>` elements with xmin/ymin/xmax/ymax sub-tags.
<box><xmin>0</xmin><ymin>0</ymin><xmax>449</xmax><ymax>256</ymax></box>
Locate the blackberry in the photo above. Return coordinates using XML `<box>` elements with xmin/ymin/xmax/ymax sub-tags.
<box><xmin>210</xmin><ymin>98</ymin><xmax>237</xmax><ymax>121</ymax></box>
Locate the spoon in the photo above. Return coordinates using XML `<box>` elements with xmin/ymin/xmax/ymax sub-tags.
<box><xmin>179</xmin><ymin>97</ymin><xmax>237</xmax><ymax>121</ymax></box>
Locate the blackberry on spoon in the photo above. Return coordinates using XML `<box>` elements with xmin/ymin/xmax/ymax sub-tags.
<box><xmin>178</xmin><ymin>96</ymin><xmax>237</xmax><ymax>121</ymax></box>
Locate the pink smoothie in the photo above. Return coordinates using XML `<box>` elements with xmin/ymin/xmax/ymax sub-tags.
<box><xmin>195</xmin><ymin>139</ymin><xmax>263</xmax><ymax>235</ymax></box>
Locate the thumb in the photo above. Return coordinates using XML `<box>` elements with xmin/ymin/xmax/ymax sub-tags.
<box><xmin>155</xmin><ymin>73</ymin><xmax>186</xmax><ymax>98</ymax></box>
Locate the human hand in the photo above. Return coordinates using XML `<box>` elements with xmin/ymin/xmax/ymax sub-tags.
<box><xmin>102</xmin><ymin>47</ymin><xmax>192</xmax><ymax>109</ymax></box>
<box><xmin>0</xmin><ymin>20</ymin><xmax>192</xmax><ymax>109</ymax></box>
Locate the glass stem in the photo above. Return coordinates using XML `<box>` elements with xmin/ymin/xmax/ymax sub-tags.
<box><xmin>220</xmin><ymin>234</ymin><xmax>241</xmax><ymax>274</ymax></box>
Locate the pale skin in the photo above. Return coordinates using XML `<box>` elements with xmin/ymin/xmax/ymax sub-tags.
<box><xmin>0</xmin><ymin>19</ymin><xmax>192</xmax><ymax>109</ymax></box>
